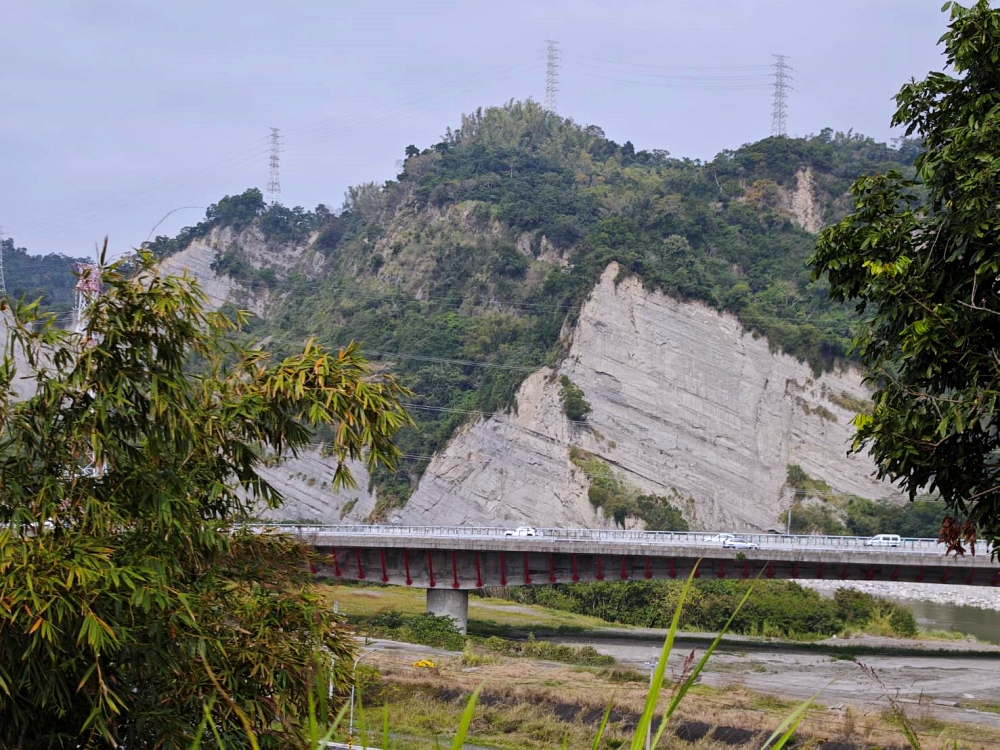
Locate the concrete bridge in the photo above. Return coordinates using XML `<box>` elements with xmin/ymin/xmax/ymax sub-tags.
<box><xmin>264</xmin><ymin>525</ymin><xmax>1000</xmax><ymax>633</ymax></box>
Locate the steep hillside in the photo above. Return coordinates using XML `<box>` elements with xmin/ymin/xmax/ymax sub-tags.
<box><xmin>149</xmin><ymin>101</ymin><xmax>921</xmax><ymax>530</ymax></box>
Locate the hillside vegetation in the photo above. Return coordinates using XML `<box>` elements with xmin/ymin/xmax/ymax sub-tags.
<box><xmin>0</xmin><ymin>236</ymin><xmax>88</xmax><ymax>318</ymax></box>
<box><xmin>148</xmin><ymin>101</ymin><xmax>918</xmax><ymax>514</ymax></box>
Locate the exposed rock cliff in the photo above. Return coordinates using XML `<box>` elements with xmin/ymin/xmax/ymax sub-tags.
<box><xmin>791</xmin><ymin>168</ymin><xmax>824</xmax><ymax>234</ymax></box>
<box><xmin>392</xmin><ymin>263</ymin><xmax>898</xmax><ymax>531</ymax></box>
<box><xmin>256</xmin><ymin>453</ymin><xmax>376</xmax><ymax>524</ymax></box>
<box><xmin>158</xmin><ymin>225</ymin><xmax>315</xmax><ymax>315</ymax></box>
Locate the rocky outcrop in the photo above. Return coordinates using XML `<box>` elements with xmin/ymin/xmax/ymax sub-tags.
<box><xmin>392</xmin><ymin>263</ymin><xmax>898</xmax><ymax>531</ymax></box>
<box><xmin>790</xmin><ymin>168</ymin><xmax>824</xmax><ymax>234</ymax></box>
<box><xmin>158</xmin><ymin>237</ymin><xmax>240</xmax><ymax>312</ymax></box>
<box><xmin>256</xmin><ymin>452</ymin><xmax>376</xmax><ymax>524</ymax></box>
<box><xmin>158</xmin><ymin>225</ymin><xmax>314</xmax><ymax>314</ymax></box>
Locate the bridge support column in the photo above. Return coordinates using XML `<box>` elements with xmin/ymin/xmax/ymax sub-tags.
<box><xmin>426</xmin><ymin>588</ymin><xmax>468</xmax><ymax>634</ymax></box>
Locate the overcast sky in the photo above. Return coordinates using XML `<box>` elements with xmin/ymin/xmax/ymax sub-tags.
<box><xmin>3</xmin><ymin>0</ymin><xmax>951</xmax><ymax>259</ymax></box>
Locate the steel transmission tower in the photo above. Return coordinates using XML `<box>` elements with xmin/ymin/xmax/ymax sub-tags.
<box><xmin>267</xmin><ymin>127</ymin><xmax>282</xmax><ymax>205</ymax></box>
<box><xmin>0</xmin><ymin>228</ymin><xmax>6</xmax><ymax>298</ymax></box>
<box><xmin>544</xmin><ymin>40</ymin><xmax>560</xmax><ymax>113</ymax></box>
<box><xmin>74</xmin><ymin>263</ymin><xmax>101</xmax><ymax>335</ymax></box>
<box><xmin>770</xmin><ymin>55</ymin><xmax>793</xmax><ymax>137</ymax></box>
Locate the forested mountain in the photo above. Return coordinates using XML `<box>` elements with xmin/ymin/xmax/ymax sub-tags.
<box><xmin>151</xmin><ymin>101</ymin><xmax>918</xmax><ymax>526</ymax></box>
<box><xmin>0</xmin><ymin>237</ymin><xmax>88</xmax><ymax>318</ymax></box>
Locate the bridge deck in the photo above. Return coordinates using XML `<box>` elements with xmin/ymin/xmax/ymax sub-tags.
<box><xmin>265</xmin><ymin>526</ymin><xmax>1000</xmax><ymax>589</ymax></box>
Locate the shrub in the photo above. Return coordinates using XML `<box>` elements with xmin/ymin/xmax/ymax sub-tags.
<box><xmin>367</xmin><ymin>612</ymin><xmax>466</xmax><ymax>651</ymax></box>
<box><xmin>559</xmin><ymin>375</ymin><xmax>592</xmax><ymax>421</ymax></box>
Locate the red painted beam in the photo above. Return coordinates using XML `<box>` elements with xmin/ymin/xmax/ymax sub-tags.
<box><xmin>355</xmin><ymin>549</ymin><xmax>366</xmax><ymax>580</ymax></box>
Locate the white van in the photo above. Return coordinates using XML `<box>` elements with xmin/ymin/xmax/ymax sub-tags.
<box><xmin>864</xmin><ymin>534</ymin><xmax>901</xmax><ymax>548</ymax></box>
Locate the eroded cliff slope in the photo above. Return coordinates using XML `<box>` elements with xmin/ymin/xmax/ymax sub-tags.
<box><xmin>393</xmin><ymin>263</ymin><xmax>896</xmax><ymax>530</ymax></box>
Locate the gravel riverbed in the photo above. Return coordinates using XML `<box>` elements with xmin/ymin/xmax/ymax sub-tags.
<box><xmin>798</xmin><ymin>579</ymin><xmax>1000</xmax><ymax>611</ymax></box>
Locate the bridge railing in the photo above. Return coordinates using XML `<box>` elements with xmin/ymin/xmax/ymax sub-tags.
<box><xmin>247</xmin><ymin>523</ymin><xmax>942</xmax><ymax>551</ymax></box>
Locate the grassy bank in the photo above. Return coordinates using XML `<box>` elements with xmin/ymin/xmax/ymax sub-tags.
<box><xmin>348</xmin><ymin>646</ymin><xmax>1000</xmax><ymax>750</ymax></box>
<box><xmin>319</xmin><ymin>580</ymin><xmax>624</xmax><ymax>634</ymax></box>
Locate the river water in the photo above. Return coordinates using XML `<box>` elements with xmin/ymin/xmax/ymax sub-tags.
<box><xmin>892</xmin><ymin>598</ymin><xmax>1000</xmax><ymax>644</ymax></box>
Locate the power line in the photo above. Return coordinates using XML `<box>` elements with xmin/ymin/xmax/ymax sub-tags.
<box><xmin>771</xmin><ymin>55</ymin><xmax>793</xmax><ymax>137</ymax></box>
<box><xmin>10</xmin><ymin>138</ymin><xmax>272</xmax><ymax>238</ymax></box>
<box><xmin>544</xmin><ymin>40</ymin><xmax>560</xmax><ymax>113</ymax></box>
<box><xmin>267</xmin><ymin>128</ymin><xmax>282</xmax><ymax>206</ymax></box>
<box><xmin>366</xmin><ymin>350</ymin><xmax>539</xmax><ymax>372</ymax></box>
<box><xmin>562</xmin><ymin>58</ymin><xmax>773</xmax><ymax>82</ymax></box>
<box><xmin>573</xmin><ymin>54</ymin><xmax>773</xmax><ymax>72</ymax></box>
<box><xmin>206</xmin><ymin>274</ymin><xmax>866</xmax><ymax>331</ymax></box>
<box><xmin>570</xmin><ymin>67</ymin><xmax>772</xmax><ymax>92</ymax></box>
<box><xmin>8</xmin><ymin>63</ymin><xmax>539</xmax><ymax>246</ymax></box>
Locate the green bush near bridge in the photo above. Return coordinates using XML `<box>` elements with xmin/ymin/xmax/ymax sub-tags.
<box><xmin>496</xmin><ymin>580</ymin><xmax>917</xmax><ymax>640</ymax></box>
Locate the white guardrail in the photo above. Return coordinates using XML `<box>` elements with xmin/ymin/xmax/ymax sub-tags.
<box><xmin>247</xmin><ymin>524</ymin><xmax>944</xmax><ymax>552</ymax></box>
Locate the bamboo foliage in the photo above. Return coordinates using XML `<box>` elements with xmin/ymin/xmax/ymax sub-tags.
<box><xmin>0</xmin><ymin>247</ymin><xmax>412</xmax><ymax>748</ymax></box>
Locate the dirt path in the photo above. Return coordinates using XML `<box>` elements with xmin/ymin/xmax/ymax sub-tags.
<box><xmin>549</xmin><ymin>634</ymin><xmax>1000</xmax><ymax>728</ymax></box>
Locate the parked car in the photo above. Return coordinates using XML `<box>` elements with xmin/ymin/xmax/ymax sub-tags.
<box><xmin>864</xmin><ymin>534</ymin><xmax>902</xmax><ymax>547</ymax></box>
<box><xmin>705</xmin><ymin>533</ymin><xmax>736</xmax><ymax>544</ymax></box>
<box><xmin>504</xmin><ymin>526</ymin><xmax>537</xmax><ymax>537</ymax></box>
<box><xmin>722</xmin><ymin>536</ymin><xmax>759</xmax><ymax>550</ymax></box>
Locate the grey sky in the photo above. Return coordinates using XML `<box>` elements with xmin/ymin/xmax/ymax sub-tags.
<box><xmin>4</xmin><ymin>0</ymin><xmax>949</xmax><ymax>259</ymax></box>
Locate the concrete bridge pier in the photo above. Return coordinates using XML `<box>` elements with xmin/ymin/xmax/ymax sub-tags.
<box><xmin>426</xmin><ymin>588</ymin><xmax>469</xmax><ymax>634</ymax></box>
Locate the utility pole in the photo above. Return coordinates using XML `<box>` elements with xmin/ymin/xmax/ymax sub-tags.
<box><xmin>266</xmin><ymin>127</ymin><xmax>282</xmax><ymax>205</ymax></box>
<box><xmin>544</xmin><ymin>40</ymin><xmax>560</xmax><ymax>113</ymax></box>
<box><xmin>770</xmin><ymin>54</ymin><xmax>792</xmax><ymax>137</ymax></box>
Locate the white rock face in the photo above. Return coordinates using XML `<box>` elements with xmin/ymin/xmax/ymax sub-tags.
<box><xmin>790</xmin><ymin>168</ymin><xmax>824</xmax><ymax>234</ymax></box>
<box><xmin>394</xmin><ymin>263</ymin><xmax>899</xmax><ymax>531</ymax></box>
<box><xmin>158</xmin><ymin>240</ymin><xmax>239</xmax><ymax>311</ymax></box>
<box><xmin>158</xmin><ymin>225</ymin><xmax>313</xmax><ymax>314</ymax></box>
<box><xmin>256</xmin><ymin>452</ymin><xmax>377</xmax><ymax>524</ymax></box>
